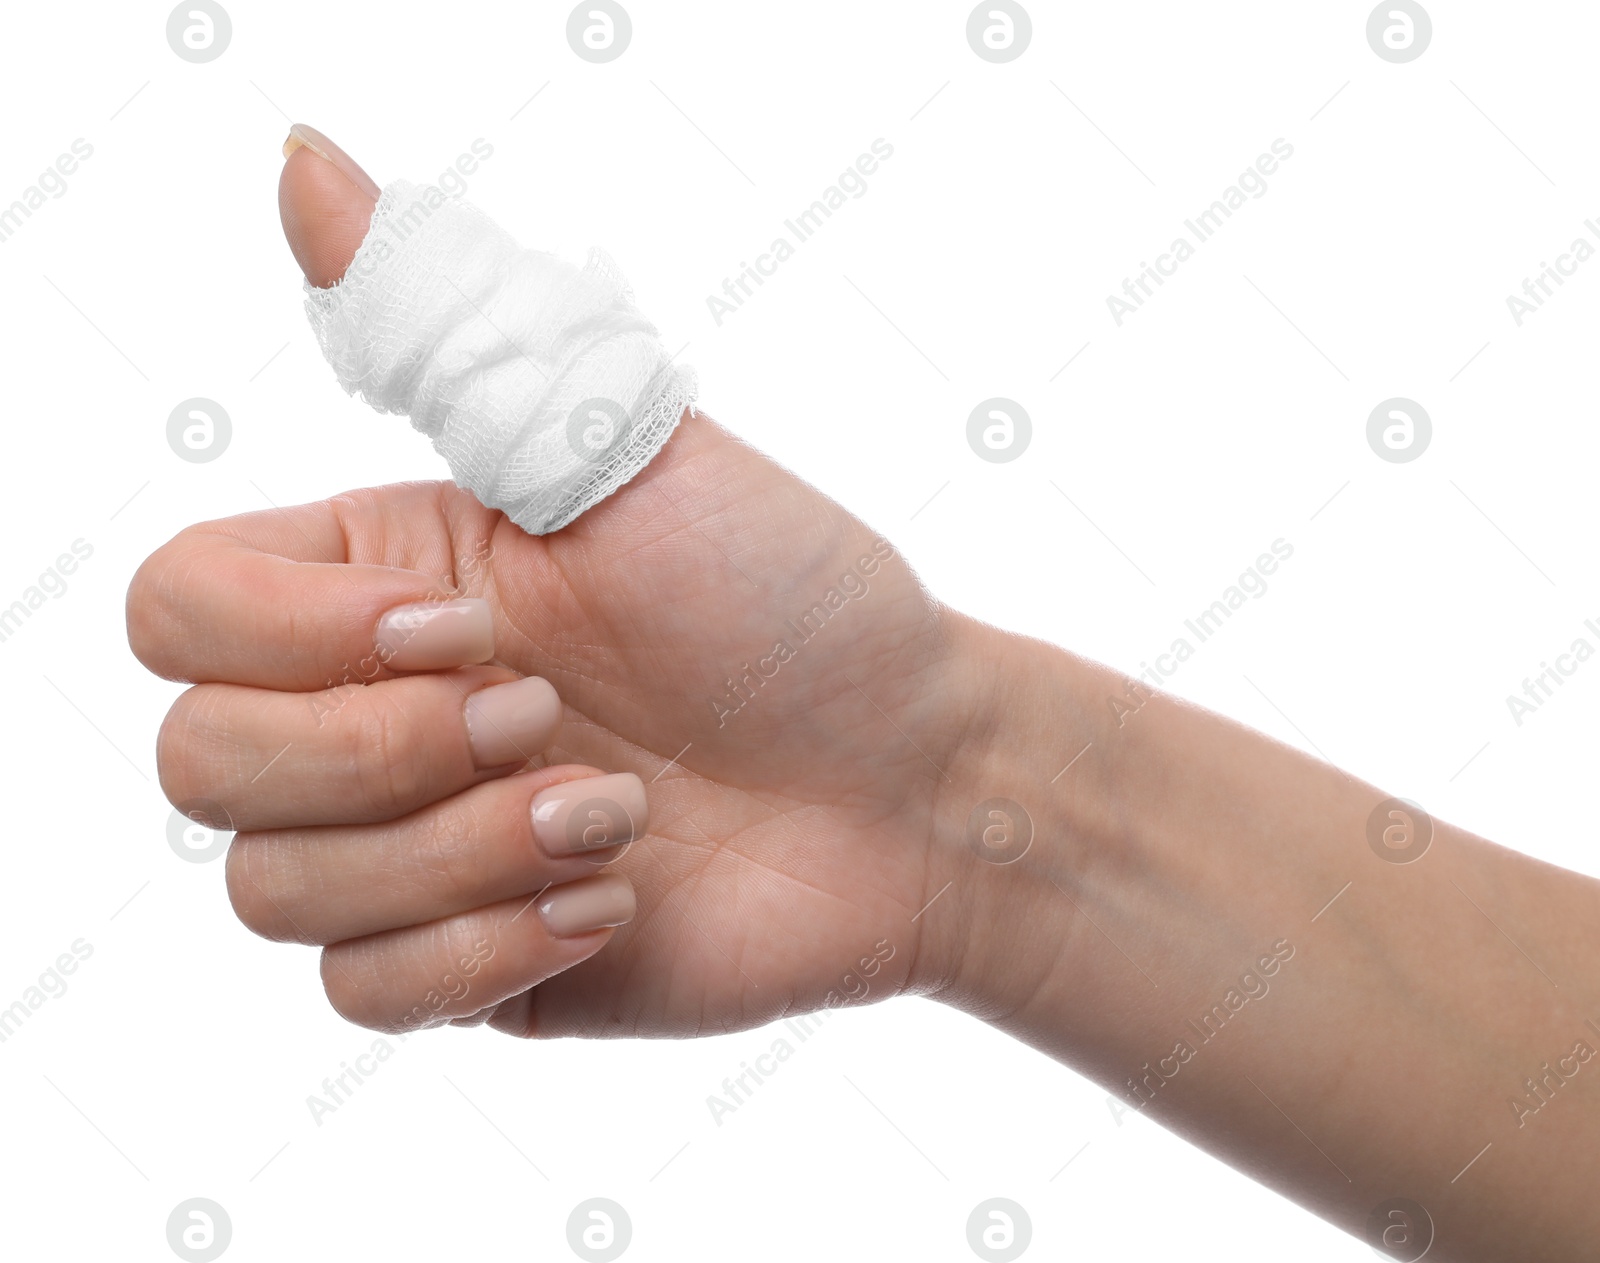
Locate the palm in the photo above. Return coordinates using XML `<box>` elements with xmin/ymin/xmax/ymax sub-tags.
<box><xmin>370</xmin><ymin>414</ymin><xmax>957</xmax><ymax>1037</ymax></box>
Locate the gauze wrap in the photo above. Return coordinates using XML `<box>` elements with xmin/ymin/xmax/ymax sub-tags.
<box><xmin>304</xmin><ymin>178</ymin><xmax>695</xmax><ymax>535</ymax></box>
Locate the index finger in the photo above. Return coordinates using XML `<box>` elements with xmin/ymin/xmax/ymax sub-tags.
<box><xmin>127</xmin><ymin>484</ymin><xmax>502</xmax><ymax>691</ymax></box>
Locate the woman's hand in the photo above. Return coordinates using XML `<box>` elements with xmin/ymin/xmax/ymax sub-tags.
<box><xmin>125</xmin><ymin>124</ymin><xmax>1600</xmax><ymax>1260</ymax></box>
<box><xmin>126</xmin><ymin>127</ymin><xmax>989</xmax><ymax>1039</ymax></box>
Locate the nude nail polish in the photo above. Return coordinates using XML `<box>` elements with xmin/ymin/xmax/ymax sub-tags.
<box><xmin>282</xmin><ymin>123</ymin><xmax>382</xmax><ymax>201</ymax></box>
<box><xmin>375</xmin><ymin>597</ymin><xmax>494</xmax><ymax>671</ymax></box>
<box><xmin>530</xmin><ymin>773</ymin><xmax>648</xmax><ymax>857</ymax></box>
<box><xmin>537</xmin><ymin>873</ymin><xmax>636</xmax><ymax>938</ymax></box>
<box><xmin>464</xmin><ymin>677</ymin><xmax>561</xmax><ymax>768</ymax></box>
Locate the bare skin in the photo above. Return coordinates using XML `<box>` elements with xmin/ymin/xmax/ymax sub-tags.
<box><xmin>126</xmin><ymin>129</ymin><xmax>1600</xmax><ymax>1261</ymax></box>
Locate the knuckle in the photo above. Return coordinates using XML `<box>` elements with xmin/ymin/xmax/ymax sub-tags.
<box><xmin>404</xmin><ymin>797</ymin><xmax>487</xmax><ymax>908</ymax></box>
<box><xmin>348</xmin><ymin>693</ymin><xmax>434</xmax><ymax>819</ymax></box>
<box><xmin>280</xmin><ymin>599</ymin><xmax>338</xmax><ymax>689</ymax></box>
<box><xmin>436</xmin><ymin>916</ymin><xmax>501</xmax><ymax>992</ymax></box>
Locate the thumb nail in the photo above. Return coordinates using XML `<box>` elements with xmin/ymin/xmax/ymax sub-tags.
<box><xmin>278</xmin><ymin>123</ymin><xmax>379</xmax><ymax>287</ymax></box>
<box><xmin>282</xmin><ymin>123</ymin><xmax>381</xmax><ymax>201</ymax></box>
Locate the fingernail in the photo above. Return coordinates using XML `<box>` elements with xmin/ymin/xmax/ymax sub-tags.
<box><xmin>282</xmin><ymin>123</ymin><xmax>382</xmax><ymax>201</ymax></box>
<box><xmin>537</xmin><ymin>873</ymin><xmax>636</xmax><ymax>938</ymax></box>
<box><xmin>531</xmin><ymin>773</ymin><xmax>648</xmax><ymax>857</ymax></box>
<box><xmin>464</xmin><ymin>676</ymin><xmax>561</xmax><ymax>768</ymax></box>
<box><xmin>375</xmin><ymin>597</ymin><xmax>493</xmax><ymax>671</ymax></box>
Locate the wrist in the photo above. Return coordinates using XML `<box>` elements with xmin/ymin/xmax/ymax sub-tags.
<box><xmin>904</xmin><ymin>615</ymin><xmax>1114</xmax><ymax>1017</ymax></box>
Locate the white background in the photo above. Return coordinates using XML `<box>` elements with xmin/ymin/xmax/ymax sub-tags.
<box><xmin>1</xmin><ymin>0</ymin><xmax>1595</xmax><ymax>1258</ymax></box>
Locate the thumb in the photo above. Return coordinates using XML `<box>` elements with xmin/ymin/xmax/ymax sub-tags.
<box><xmin>273</xmin><ymin>123</ymin><xmax>718</xmax><ymax>538</ymax></box>
<box><xmin>278</xmin><ymin>123</ymin><xmax>379</xmax><ymax>287</ymax></box>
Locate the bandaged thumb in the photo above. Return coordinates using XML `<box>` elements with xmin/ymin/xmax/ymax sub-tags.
<box><xmin>281</xmin><ymin>130</ymin><xmax>694</xmax><ymax>536</ymax></box>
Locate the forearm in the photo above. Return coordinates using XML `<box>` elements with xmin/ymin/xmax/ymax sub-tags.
<box><xmin>926</xmin><ymin>618</ymin><xmax>1600</xmax><ymax>1260</ymax></box>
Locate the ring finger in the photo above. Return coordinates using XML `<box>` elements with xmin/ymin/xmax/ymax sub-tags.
<box><xmin>226</xmin><ymin>765</ymin><xmax>650</xmax><ymax>944</ymax></box>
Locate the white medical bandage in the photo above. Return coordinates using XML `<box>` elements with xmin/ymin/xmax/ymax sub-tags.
<box><xmin>303</xmin><ymin>179</ymin><xmax>696</xmax><ymax>535</ymax></box>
